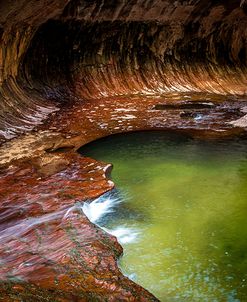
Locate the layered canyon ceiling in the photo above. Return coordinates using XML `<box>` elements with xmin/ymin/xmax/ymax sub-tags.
<box><xmin>1</xmin><ymin>0</ymin><xmax>247</xmax><ymax>141</ymax></box>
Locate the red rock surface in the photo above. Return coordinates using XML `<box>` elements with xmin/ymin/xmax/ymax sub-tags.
<box><xmin>0</xmin><ymin>91</ymin><xmax>246</xmax><ymax>301</ymax></box>
<box><xmin>0</xmin><ymin>153</ymin><xmax>159</xmax><ymax>301</ymax></box>
<box><xmin>1</xmin><ymin>0</ymin><xmax>247</xmax><ymax>301</ymax></box>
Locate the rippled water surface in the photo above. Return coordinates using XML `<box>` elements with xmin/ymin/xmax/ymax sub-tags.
<box><xmin>80</xmin><ymin>131</ymin><xmax>247</xmax><ymax>301</ymax></box>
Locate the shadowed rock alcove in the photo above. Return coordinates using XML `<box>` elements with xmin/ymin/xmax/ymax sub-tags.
<box><xmin>1</xmin><ymin>0</ymin><xmax>247</xmax><ymax>141</ymax></box>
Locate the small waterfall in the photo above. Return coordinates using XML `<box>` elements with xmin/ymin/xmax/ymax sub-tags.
<box><xmin>82</xmin><ymin>190</ymin><xmax>139</xmax><ymax>244</ymax></box>
<box><xmin>82</xmin><ymin>191</ymin><xmax>121</xmax><ymax>224</ymax></box>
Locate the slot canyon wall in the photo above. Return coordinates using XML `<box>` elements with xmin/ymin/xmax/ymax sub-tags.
<box><xmin>0</xmin><ymin>1</ymin><xmax>247</xmax><ymax>301</ymax></box>
<box><xmin>1</xmin><ymin>0</ymin><xmax>247</xmax><ymax>142</ymax></box>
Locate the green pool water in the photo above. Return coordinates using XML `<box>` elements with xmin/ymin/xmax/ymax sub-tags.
<box><xmin>80</xmin><ymin>131</ymin><xmax>247</xmax><ymax>302</ymax></box>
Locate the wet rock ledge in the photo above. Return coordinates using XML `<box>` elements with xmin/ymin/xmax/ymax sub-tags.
<box><xmin>1</xmin><ymin>0</ymin><xmax>247</xmax><ymax>301</ymax></box>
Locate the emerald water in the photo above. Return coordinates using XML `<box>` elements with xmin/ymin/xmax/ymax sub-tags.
<box><xmin>80</xmin><ymin>131</ymin><xmax>247</xmax><ymax>301</ymax></box>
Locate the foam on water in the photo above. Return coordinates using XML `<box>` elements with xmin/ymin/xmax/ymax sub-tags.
<box><xmin>103</xmin><ymin>226</ymin><xmax>139</xmax><ymax>244</ymax></box>
<box><xmin>82</xmin><ymin>191</ymin><xmax>138</xmax><ymax>244</ymax></box>
<box><xmin>82</xmin><ymin>191</ymin><xmax>121</xmax><ymax>224</ymax></box>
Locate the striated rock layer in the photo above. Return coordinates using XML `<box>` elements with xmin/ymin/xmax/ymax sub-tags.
<box><xmin>1</xmin><ymin>0</ymin><xmax>247</xmax><ymax>141</ymax></box>
<box><xmin>1</xmin><ymin>0</ymin><xmax>247</xmax><ymax>301</ymax></box>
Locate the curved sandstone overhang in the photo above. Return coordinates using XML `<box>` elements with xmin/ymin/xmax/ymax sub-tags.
<box><xmin>1</xmin><ymin>1</ymin><xmax>247</xmax><ymax>301</ymax></box>
<box><xmin>1</xmin><ymin>0</ymin><xmax>247</xmax><ymax>141</ymax></box>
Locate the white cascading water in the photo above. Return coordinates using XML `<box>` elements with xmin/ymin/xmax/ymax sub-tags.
<box><xmin>0</xmin><ymin>191</ymin><xmax>138</xmax><ymax>255</ymax></box>
<box><xmin>106</xmin><ymin>227</ymin><xmax>139</xmax><ymax>244</ymax></box>
<box><xmin>82</xmin><ymin>192</ymin><xmax>120</xmax><ymax>223</ymax></box>
<box><xmin>82</xmin><ymin>191</ymin><xmax>139</xmax><ymax>244</ymax></box>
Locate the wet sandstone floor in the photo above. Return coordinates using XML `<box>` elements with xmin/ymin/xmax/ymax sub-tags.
<box><xmin>80</xmin><ymin>131</ymin><xmax>247</xmax><ymax>302</ymax></box>
<box><xmin>0</xmin><ymin>92</ymin><xmax>247</xmax><ymax>300</ymax></box>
